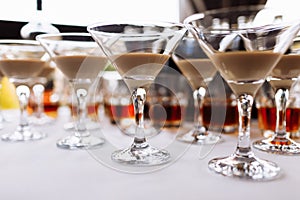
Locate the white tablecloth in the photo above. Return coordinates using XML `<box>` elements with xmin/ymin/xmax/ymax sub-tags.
<box><xmin>0</xmin><ymin>109</ymin><xmax>299</xmax><ymax>200</ymax></box>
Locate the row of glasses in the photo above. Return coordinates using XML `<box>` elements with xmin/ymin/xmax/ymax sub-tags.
<box><xmin>0</xmin><ymin>5</ymin><xmax>299</xmax><ymax>181</ymax></box>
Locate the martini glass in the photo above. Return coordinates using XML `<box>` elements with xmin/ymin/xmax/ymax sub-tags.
<box><xmin>172</xmin><ymin>34</ymin><xmax>221</xmax><ymax>144</ymax></box>
<box><xmin>37</xmin><ymin>33</ymin><xmax>106</xmax><ymax>150</ymax></box>
<box><xmin>0</xmin><ymin>40</ymin><xmax>48</xmax><ymax>141</ymax></box>
<box><xmin>253</xmin><ymin>39</ymin><xmax>300</xmax><ymax>154</ymax></box>
<box><xmin>185</xmin><ymin>6</ymin><xmax>300</xmax><ymax>180</ymax></box>
<box><xmin>88</xmin><ymin>21</ymin><xmax>187</xmax><ymax>166</ymax></box>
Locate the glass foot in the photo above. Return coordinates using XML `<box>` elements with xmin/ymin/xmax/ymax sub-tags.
<box><xmin>253</xmin><ymin>136</ymin><xmax>300</xmax><ymax>155</ymax></box>
<box><xmin>111</xmin><ymin>143</ymin><xmax>171</xmax><ymax>166</ymax></box>
<box><xmin>28</xmin><ymin>114</ymin><xmax>55</xmax><ymax>125</ymax></box>
<box><xmin>1</xmin><ymin>128</ymin><xmax>46</xmax><ymax>142</ymax></box>
<box><xmin>56</xmin><ymin>135</ymin><xmax>105</xmax><ymax>150</ymax></box>
<box><xmin>176</xmin><ymin>129</ymin><xmax>221</xmax><ymax>145</ymax></box>
<box><xmin>64</xmin><ymin>120</ymin><xmax>100</xmax><ymax>131</ymax></box>
<box><xmin>122</xmin><ymin>124</ymin><xmax>161</xmax><ymax>138</ymax></box>
<box><xmin>208</xmin><ymin>153</ymin><xmax>280</xmax><ymax>180</ymax></box>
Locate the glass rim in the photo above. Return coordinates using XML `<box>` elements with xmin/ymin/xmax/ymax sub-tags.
<box><xmin>36</xmin><ymin>32</ymin><xmax>91</xmax><ymax>41</ymax></box>
<box><xmin>0</xmin><ymin>39</ymin><xmax>40</xmax><ymax>45</ymax></box>
<box><xmin>87</xmin><ymin>20</ymin><xmax>186</xmax><ymax>37</ymax></box>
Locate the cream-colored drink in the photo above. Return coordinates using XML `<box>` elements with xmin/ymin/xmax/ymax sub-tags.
<box><xmin>112</xmin><ymin>53</ymin><xmax>170</xmax><ymax>90</ymax></box>
<box><xmin>174</xmin><ymin>58</ymin><xmax>217</xmax><ymax>90</ymax></box>
<box><xmin>269</xmin><ymin>54</ymin><xmax>300</xmax><ymax>89</ymax></box>
<box><xmin>38</xmin><ymin>65</ymin><xmax>55</xmax><ymax>78</ymax></box>
<box><xmin>211</xmin><ymin>51</ymin><xmax>282</xmax><ymax>95</ymax></box>
<box><xmin>54</xmin><ymin>55</ymin><xmax>108</xmax><ymax>81</ymax></box>
<box><xmin>0</xmin><ymin>59</ymin><xmax>46</xmax><ymax>79</ymax></box>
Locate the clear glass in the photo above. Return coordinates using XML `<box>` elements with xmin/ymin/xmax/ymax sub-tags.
<box><xmin>172</xmin><ymin>35</ymin><xmax>222</xmax><ymax>144</ymax></box>
<box><xmin>37</xmin><ymin>33</ymin><xmax>106</xmax><ymax>150</ymax></box>
<box><xmin>146</xmin><ymin>71</ymin><xmax>189</xmax><ymax>130</ymax></box>
<box><xmin>185</xmin><ymin>6</ymin><xmax>300</xmax><ymax>180</ymax></box>
<box><xmin>0</xmin><ymin>40</ymin><xmax>48</xmax><ymax>141</ymax></box>
<box><xmin>255</xmin><ymin>81</ymin><xmax>276</xmax><ymax>138</ymax></box>
<box><xmin>28</xmin><ymin>76</ymin><xmax>55</xmax><ymax>125</ymax></box>
<box><xmin>88</xmin><ymin>21</ymin><xmax>187</xmax><ymax>166</ymax></box>
<box><xmin>63</xmin><ymin>85</ymin><xmax>101</xmax><ymax>131</ymax></box>
<box><xmin>253</xmin><ymin>38</ymin><xmax>300</xmax><ymax>155</ymax></box>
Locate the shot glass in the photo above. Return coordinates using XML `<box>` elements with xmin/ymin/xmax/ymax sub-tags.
<box><xmin>256</xmin><ymin>80</ymin><xmax>300</xmax><ymax>139</ymax></box>
<box><xmin>202</xmin><ymin>73</ymin><xmax>238</xmax><ymax>134</ymax></box>
<box><xmin>147</xmin><ymin>72</ymin><xmax>189</xmax><ymax>129</ymax></box>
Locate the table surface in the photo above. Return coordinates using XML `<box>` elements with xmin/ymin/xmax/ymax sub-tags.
<box><xmin>0</xmin><ymin>108</ymin><xmax>299</xmax><ymax>200</ymax></box>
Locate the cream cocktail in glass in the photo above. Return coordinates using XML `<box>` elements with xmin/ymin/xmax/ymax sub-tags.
<box><xmin>185</xmin><ymin>6</ymin><xmax>300</xmax><ymax>180</ymax></box>
<box><xmin>37</xmin><ymin>33</ymin><xmax>107</xmax><ymax>149</ymax></box>
<box><xmin>88</xmin><ymin>21</ymin><xmax>187</xmax><ymax>166</ymax></box>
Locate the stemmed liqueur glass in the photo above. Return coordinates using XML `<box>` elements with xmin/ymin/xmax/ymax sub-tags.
<box><xmin>0</xmin><ymin>40</ymin><xmax>48</xmax><ymax>141</ymax></box>
<box><xmin>37</xmin><ymin>33</ymin><xmax>106</xmax><ymax>149</ymax></box>
<box><xmin>253</xmin><ymin>39</ymin><xmax>300</xmax><ymax>154</ymax></box>
<box><xmin>185</xmin><ymin>6</ymin><xmax>300</xmax><ymax>180</ymax></box>
<box><xmin>172</xmin><ymin>34</ymin><xmax>221</xmax><ymax>144</ymax></box>
<box><xmin>88</xmin><ymin>21</ymin><xmax>186</xmax><ymax>166</ymax></box>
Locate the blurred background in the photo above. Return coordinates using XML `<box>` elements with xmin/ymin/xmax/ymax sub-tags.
<box><xmin>0</xmin><ymin>0</ymin><xmax>299</xmax><ymax>39</ymax></box>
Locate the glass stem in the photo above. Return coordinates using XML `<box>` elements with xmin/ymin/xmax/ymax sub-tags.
<box><xmin>274</xmin><ymin>88</ymin><xmax>289</xmax><ymax>138</ymax></box>
<box><xmin>16</xmin><ymin>85</ymin><xmax>30</xmax><ymax>129</ymax></box>
<box><xmin>193</xmin><ymin>87</ymin><xmax>206</xmax><ymax>135</ymax></box>
<box><xmin>235</xmin><ymin>94</ymin><xmax>253</xmax><ymax>156</ymax></box>
<box><xmin>0</xmin><ymin>110</ymin><xmax>4</xmax><ymax>123</ymax></box>
<box><xmin>74</xmin><ymin>88</ymin><xmax>89</xmax><ymax>137</ymax></box>
<box><xmin>33</xmin><ymin>84</ymin><xmax>45</xmax><ymax>118</ymax></box>
<box><xmin>36</xmin><ymin>92</ymin><xmax>44</xmax><ymax>117</ymax></box>
<box><xmin>132</xmin><ymin>87</ymin><xmax>148</xmax><ymax>147</ymax></box>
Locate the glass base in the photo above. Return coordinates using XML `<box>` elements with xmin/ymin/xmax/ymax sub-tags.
<box><xmin>28</xmin><ymin>113</ymin><xmax>55</xmax><ymax>125</ymax></box>
<box><xmin>56</xmin><ymin>135</ymin><xmax>105</xmax><ymax>150</ymax></box>
<box><xmin>64</xmin><ymin>120</ymin><xmax>100</xmax><ymax>131</ymax></box>
<box><xmin>1</xmin><ymin>127</ymin><xmax>46</xmax><ymax>142</ymax></box>
<box><xmin>208</xmin><ymin>153</ymin><xmax>280</xmax><ymax>180</ymax></box>
<box><xmin>176</xmin><ymin>128</ymin><xmax>221</xmax><ymax>145</ymax></box>
<box><xmin>253</xmin><ymin>136</ymin><xmax>300</xmax><ymax>155</ymax></box>
<box><xmin>122</xmin><ymin>124</ymin><xmax>161</xmax><ymax>138</ymax></box>
<box><xmin>111</xmin><ymin>142</ymin><xmax>171</xmax><ymax>166</ymax></box>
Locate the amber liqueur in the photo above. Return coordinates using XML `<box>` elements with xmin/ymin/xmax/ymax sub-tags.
<box><xmin>257</xmin><ymin>107</ymin><xmax>300</xmax><ymax>137</ymax></box>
